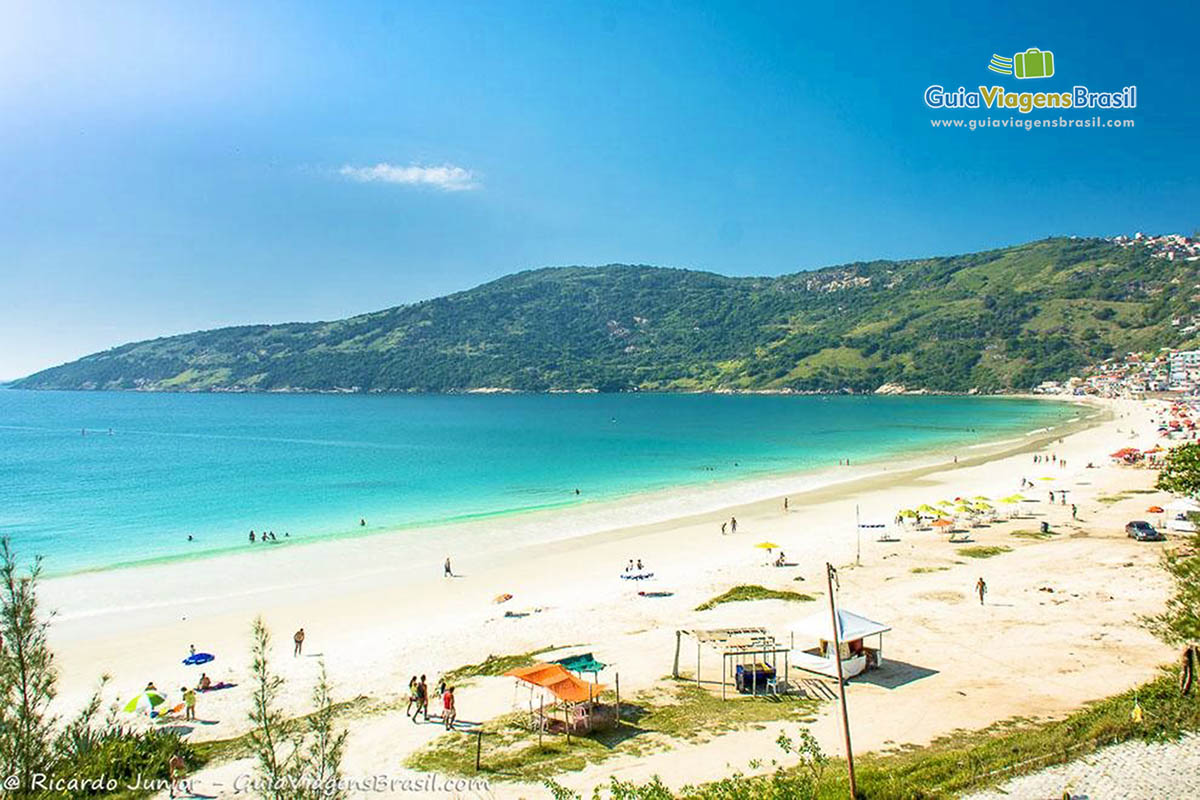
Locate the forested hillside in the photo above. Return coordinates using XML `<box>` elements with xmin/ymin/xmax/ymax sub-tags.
<box><xmin>15</xmin><ymin>237</ymin><xmax>1196</xmax><ymax>394</ymax></box>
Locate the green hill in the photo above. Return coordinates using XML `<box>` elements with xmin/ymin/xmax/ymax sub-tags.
<box><xmin>15</xmin><ymin>237</ymin><xmax>1197</xmax><ymax>394</ymax></box>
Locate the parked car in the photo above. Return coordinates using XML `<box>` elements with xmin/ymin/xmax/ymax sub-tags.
<box><xmin>1125</xmin><ymin>520</ymin><xmax>1165</xmax><ymax>541</ymax></box>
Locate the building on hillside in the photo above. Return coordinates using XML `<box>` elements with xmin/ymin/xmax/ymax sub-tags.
<box><xmin>1170</xmin><ymin>350</ymin><xmax>1200</xmax><ymax>393</ymax></box>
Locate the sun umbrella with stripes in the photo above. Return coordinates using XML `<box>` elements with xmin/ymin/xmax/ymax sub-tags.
<box><xmin>123</xmin><ymin>691</ymin><xmax>167</xmax><ymax>715</ymax></box>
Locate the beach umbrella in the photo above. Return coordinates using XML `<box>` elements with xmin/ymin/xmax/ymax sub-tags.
<box><xmin>897</xmin><ymin>509</ymin><xmax>918</xmax><ymax>518</ymax></box>
<box><xmin>930</xmin><ymin>518</ymin><xmax>954</xmax><ymax>529</ymax></box>
<box><xmin>755</xmin><ymin>541</ymin><xmax>780</xmax><ymax>550</ymax></box>
<box><xmin>973</xmin><ymin>501</ymin><xmax>994</xmax><ymax>510</ymax></box>
<box><xmin>1038</xmin><ymin>477</ymin><xmax>1055</xmax><ymax>482</ymax></box>
<box><xmin>973</xmin><ymin>495</ymin><xmax>991</xmax><ymax>501</ymax></box>
<box><xmin>1001</xmin><ymin>494</ymin><xmax>1026</xmax><ymax>504</ymax></box>
<box><xmin>123</xmin><ymin>691</ymin><xmax>166</xmax><ymax>715</ymax></box>
<box><xmin>916</xmin><ymin>504</ymin><xmax>939</xmax><ymax>514</ymax></box>
<box><xmin>936</xmin><ymin>499</ymin><xmax>955</xmax><ymax>507</ymax></box>
<box><xmin>1147</xmin><ymin>506</ymin><xmax>1164</xmax><ymax>513</ymax></box>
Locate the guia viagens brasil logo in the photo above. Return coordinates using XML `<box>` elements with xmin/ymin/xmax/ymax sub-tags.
<box><xmin>925</xmin><ymin>48</ymin><xmax>1135</xmax><ymax>113</ymax></box>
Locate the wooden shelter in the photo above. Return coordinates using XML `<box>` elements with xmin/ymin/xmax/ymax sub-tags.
<box><xmin>673</xmin><ymin>627</ymin><xmax>792</xmax><ymax>700</ymax></box>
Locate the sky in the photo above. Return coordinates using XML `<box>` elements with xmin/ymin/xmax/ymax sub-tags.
<box><xmin>1</xmin><ymin>1</ymin><xmax>1197</xmax><ymax>379</ymax></box>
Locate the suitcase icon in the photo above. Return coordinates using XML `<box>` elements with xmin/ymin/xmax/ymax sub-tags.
<box><xmin>1013</xmin><ymin>48</ymin><xmax>1054</xmax><ymax>79</ymax></box>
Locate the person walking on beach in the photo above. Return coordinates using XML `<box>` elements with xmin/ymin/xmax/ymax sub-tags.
<box><xmin>293</xmin><ymin>628</ymin><xmax>305</xmax><ymax>657</ymax></box>
<box><xmin>730</xmin><ymin>516</ymin><xmax>738</xmax><ymax>534</ymax></box>
<box><xmin>442</xmin><ymin>686</ymin><xmax>457</xmax><ymax>729</ymax></box>
<box><xmin>182</xmin><ymin>686</ymin><xmax>197</xmax><ymax>721</ymax></box>
<box><xmin>783</xmin><ymin>497</ymin><xmax>789</xmax><ymax>512</ymax></box>
<box><xmin>720</xmin><ymin>522</ymin><xmax>727</xmax><ymax>535</ymax></box>
<box><xmin>444</xmin><ymin>557</ymin><xmax>453</xmax><ymax>577</ymax></box>
<box><xmin>406</xmin><ymin>676</ymin><xmax>419</xmax><ymax>717</ymax></box>
<box><xmin>167</xmin><ymin>753</ymin><xmax>186</xmax><ymax>799</ymax></box>
<box><xmin>411</xmin><ymin>675</ymin><xmax>429</xmax><ymax>723</ymax></box>
<box><xmin>975</xmin><ymin>577</ymin><xmax>988</xmax><ymax>606</ymax></box>
<box><xmin>1071</xmin><ymin>503</ymin><xmax>1078</xmax><ymax>520</ymax></box>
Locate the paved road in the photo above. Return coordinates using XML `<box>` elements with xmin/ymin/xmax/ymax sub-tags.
<box><xmin>963</xmin><ymin>733</ymin><xmax>1200</xmax><ymax>799</ymax></box>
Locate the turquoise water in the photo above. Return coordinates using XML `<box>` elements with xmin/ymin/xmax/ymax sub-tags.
<box><xmin>0</xmin><ymin>390</ymin><xmax>1076</xmax><ymax>574</ymax></box>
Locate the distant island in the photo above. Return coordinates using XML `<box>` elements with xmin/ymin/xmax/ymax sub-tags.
<box><xmin>14</xmin><ymin>236</ymin><xmax>1199</xmax><ymax>394</ymax></box>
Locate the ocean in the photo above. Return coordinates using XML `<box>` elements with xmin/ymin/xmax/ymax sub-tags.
<box><xmin>0</xmin><ymin>390</ymin><xmax>1078</xmax><ymax>575</ymax></box>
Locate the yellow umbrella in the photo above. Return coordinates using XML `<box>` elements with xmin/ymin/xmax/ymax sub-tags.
<box><xmin>973</xmin><ymin>495</ymin><xmax>991</xmax><ymax>501</ymax></box>
<box><xmin>755</xmin><ymin>541</ymin><xmax>780</xmax><ymax>550</ymax></box>
<box><xmin>973</xmin><ymin>501</ymin><xmax>994</xmax><ymax>510</ymax></box>
<box><xmin>1001</xmin><ymin>494</ymin><xmax>1026</xmax><ymax>504</ymax></box>
<box><xmin>954</xmin><ymin>504</ymin><xmax>974</xmax><ymax>514</ymax></box>
<box><xmin>916</xmin><ymin>504</ymin><xmax>939</xmax><ymax>513</ymax></box>
<box><xmin>898</xmin><ymin>508</ymin><xmax>919</xmax><ymax>518</ymax></box>
<box><xmin>1038</xmin><ymin>476</ymin><xmax>1055</xmax><ymax>482</ymax></box>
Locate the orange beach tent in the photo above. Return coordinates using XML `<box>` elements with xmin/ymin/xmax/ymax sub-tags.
<box><xmin>505</xmin><ymin>663</ymin><xmax>605</xmax><ymax>703</ymax></box>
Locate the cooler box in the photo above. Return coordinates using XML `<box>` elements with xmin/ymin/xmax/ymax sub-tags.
<box><xmin>735</xmin><ymin>663</ymin><xmax>776</xmax><ymax>693</ymax></box>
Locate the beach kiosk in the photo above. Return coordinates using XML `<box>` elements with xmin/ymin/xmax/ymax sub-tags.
<box><xmin>790</xmin><ymin>609</ymin><xmax>889</xmax><ymax>681</ymax></box>
<box><xmin>673</xmin><ymin>627</ymin><xmax>792</xmax><ymax>700</ymax></box>
<box><xmin>1166</xmin><ymin>497</ymin><xmax>1200</xmax><ymax>532</ymax></box>
<box><xmin>504</xmin><ymin>662</ymin><xmax>616</xmax><ymax>735</ymax></box>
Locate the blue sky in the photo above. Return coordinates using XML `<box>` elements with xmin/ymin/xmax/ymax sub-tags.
<box><xmin>1</xmin><ymin>1</ymin><xmax>1197</xmax><ymax>378</ymax></box>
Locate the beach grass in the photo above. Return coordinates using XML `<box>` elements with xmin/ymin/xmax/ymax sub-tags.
<box><xmin>1011</xmin><ymin>529</ymin><xmax>1056</xmax><ymax>539</ymax></box>
<box><xmin>955</xmin><ymin>545</ymin><xmax>1012</xmax><ymax>559</ymax></box>
<box><xmin>910</xmin><ymin>566</ymin><xmax>950</xmax><ymax>574</ymax></box>
<box><xmin>695</xmin><ymin>585</ymin><xmax>815</xmax><ymax>611</ymax></box>
<box><xmin>550</xmin><ymin>670</ymin><xmax>1200</xmax><ymax>799</ymax></box>
<box><xmin>812</xmin><ymin>670</ymin><xmax>1200</xmax><ymax>799</ymax></box>
<box><xmin>439</xmin><ymin>645</ymin><xmax>574</xmax><ymax>686</ymax></box>
<box><xmin>406</xmin><ymin>683</ymin><xmax>819</xmax><ymax>782</ymax></box>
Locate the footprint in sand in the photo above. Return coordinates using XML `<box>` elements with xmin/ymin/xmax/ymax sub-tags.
<box><xmin>917</xmin><ymin>590</ymin><xmax>966</xmax><ymax>604</ymax></box>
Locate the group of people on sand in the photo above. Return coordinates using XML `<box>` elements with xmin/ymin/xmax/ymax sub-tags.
<box><xmin>143</xmin><ymin>680</ymin><xmax>198</xmax><ymax>721</ymax></box>
<box><xmin>1033</xmin><ymin>453</ymin><xmax>1067</xmax><ymax>468</ymax></box>
<box><xmin>624</xmin><ymin>559</ymin><xmax>646</xmax><ymax>572</ymax></box>
<box><xmin>407</xmin><ymin>675</ymin><xmax>457</xmax><ymax>730</ymax></box>
<box><xmin>720</xmin><ymin>516</ymin><xmax>738</xmax><ymax>535</ymax></box>
<box><xmin>248</xmin><ymin>530</ymin><xmax>287</xmax><ymax>543</ymax></box>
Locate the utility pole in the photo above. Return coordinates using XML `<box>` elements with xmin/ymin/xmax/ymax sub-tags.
<box><xmin>855</xmin><ymin>504</ymin><xmax>861</xmax><ymax>566</ymax></box>
<box><xmin>827</xmin><ymin>562</ymin><xmax>857</xmax><ymax>799</ymax></box>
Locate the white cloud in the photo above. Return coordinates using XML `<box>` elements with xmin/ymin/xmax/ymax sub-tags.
<box><xmin>338</xmin><ymin>162</ymin><xmax>479</xmax><ymax>191</ymax></box>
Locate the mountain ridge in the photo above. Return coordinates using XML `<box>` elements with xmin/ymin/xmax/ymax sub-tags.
<box><xmin>15</xmin><ymin>236</ymin><xmax>1196</xmax><ymax>394</ymax></box>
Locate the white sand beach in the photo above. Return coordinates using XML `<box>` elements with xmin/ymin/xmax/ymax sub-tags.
<box><xmin>39</xmin><ymin>396</ymin><xmax>1184</xmax><ymax>798</ymax></box>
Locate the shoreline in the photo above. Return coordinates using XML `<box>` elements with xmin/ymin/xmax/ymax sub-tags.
<box><xmin>36</xmin><ymin>393</ymin><xmax>1163</xmax><ymax>800</ymax></box>
<box><xmin>36</xmin><ymin>394</ymin><xmax>1090</xmax><ymax>580</ymax></box>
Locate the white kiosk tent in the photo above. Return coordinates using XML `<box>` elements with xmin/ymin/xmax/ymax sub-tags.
<box><xmin>1166</xmin><ymin>497</ymin><xmax>1200</xmax><ymax>532</ymax></box>
<box><xmin>790</xmin><ymin>609</ymin><xmax>889</xmax><ymax>681</ymax></box>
